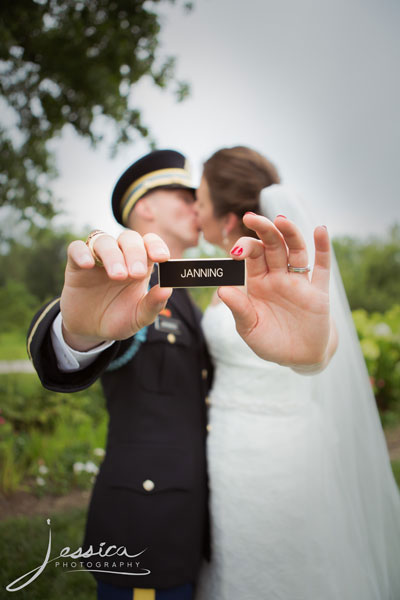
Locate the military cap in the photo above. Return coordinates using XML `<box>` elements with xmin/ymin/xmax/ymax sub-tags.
<box><xmin>112</xmin><ymin>149</ymin><xmax>195</xmax><ymax>226</ymax></box>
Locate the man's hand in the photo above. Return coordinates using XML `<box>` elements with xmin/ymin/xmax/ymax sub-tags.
<box><xmin>60</xmin><ymin>231</ymin><xmax>172</xmax><ymax>351</ymax></box>
<box><xmin>218</xmin><ymin>214</ymin><xmax>337</xmax><ymax>370</ymax></box>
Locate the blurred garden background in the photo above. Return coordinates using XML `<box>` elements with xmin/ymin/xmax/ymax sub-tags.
<box><xmin>1</xmin><ymin>0</ymin><xmax>399</xmax><ymax>597</ymax></box>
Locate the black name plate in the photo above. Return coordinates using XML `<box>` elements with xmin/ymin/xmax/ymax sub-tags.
<box><xmin>158</xmin><ymin>258</ymin><xmax>245</xmax><ymax>288</ymax></box>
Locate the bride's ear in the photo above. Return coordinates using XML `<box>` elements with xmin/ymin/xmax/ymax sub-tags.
<box><xmin>223</xmin><ymin>212</ymin><xmax>240</xmax><ymax>235</ymax></box>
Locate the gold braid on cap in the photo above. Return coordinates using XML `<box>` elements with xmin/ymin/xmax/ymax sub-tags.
<box><xmin>120</xmin><ymin>167</ymin><xmax>192</xmax><ymax>225</ymax></box>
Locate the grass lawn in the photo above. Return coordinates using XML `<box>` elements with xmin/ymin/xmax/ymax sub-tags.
<box><xmin>0</xmin><ymin>508</ymin><xmax>97</xmax><ymax>599</ymax></box>
<box><xmin>0</xmin><ymin>331</ymin><xmax>28</xmax><ymax>360</ymax></box>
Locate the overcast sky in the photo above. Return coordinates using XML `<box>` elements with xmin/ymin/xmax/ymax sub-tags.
<box><xmin>51</xmin><ymin>0</ymin><xmax>400</xmax><ymax>240</ymax></box>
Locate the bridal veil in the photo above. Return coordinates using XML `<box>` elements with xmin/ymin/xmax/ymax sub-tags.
<box><xmin>259</xmin><ymin>185</ymin><xmax>400</xmax><ymax>598</ymax></box>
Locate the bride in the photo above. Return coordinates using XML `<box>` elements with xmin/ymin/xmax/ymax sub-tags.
<box><xmin>194</xmin><ymin>146</ymin><xmax>400</xmax><ymax>599</ymax></box>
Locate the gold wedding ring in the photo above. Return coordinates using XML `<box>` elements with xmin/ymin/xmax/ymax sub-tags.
<box><xmin>85</xmin><ymin>230</ymin><xmax>108</xmax><ymax>267</ymax></box>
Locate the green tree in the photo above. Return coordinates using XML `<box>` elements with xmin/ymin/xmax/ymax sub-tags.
<box><xmin>0</xmin><ymin>224</ymin><xmax>82</xmax><ymax>303</ymax></box>
<box><xmin>0</xmin><ymin>279</ymin><xmax>38</xmax><ymax>332</ymax></box>
<box><xmin>0</xmin><ymin>0</ymin><xmax>191</xmax><ymax>225</ymax></box>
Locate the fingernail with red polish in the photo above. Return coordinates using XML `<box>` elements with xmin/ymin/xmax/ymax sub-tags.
<box><xmin>276</xmin><ymin>214</ymin><xmax>287</xmax><ymax>219</ymax></box>
<box><xmin>231</xmin><ymin>246</ymin><xmax>243</xmax><ymax>256</ymax></box>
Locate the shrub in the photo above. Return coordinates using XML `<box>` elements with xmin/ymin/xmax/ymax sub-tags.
<box><xmin>352</xmin><ymin>305</ymin><xmax>400</xmax><ymax>425</ymax></box>
<box><xmin>0</xmin><ymin>374</ymin><xmax>107</xmax><ymax>494</ymax></box>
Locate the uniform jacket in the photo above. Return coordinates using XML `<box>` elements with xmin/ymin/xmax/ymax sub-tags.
<box><xmin>27</xmin><ymin>277</ymin><xmax>213</xmax><ymax>589</ymax></box>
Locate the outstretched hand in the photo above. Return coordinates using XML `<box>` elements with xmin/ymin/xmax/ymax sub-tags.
<box><xmin>60</xmin><ymin>231</ymin><xmax>172</xmax><ymax>351</ymax></box>
<box><xmin>218</xmin><ymin>214</ymin><xmax>336</xmax><ymax>369</ymax></box>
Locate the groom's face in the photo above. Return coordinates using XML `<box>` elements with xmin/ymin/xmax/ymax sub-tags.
<box><xmin>136</xmin><ymin>188</ymin><xmax>200</xmax><ymax>250</ymax></box>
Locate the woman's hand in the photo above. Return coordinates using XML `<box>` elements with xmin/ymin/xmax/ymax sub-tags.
<box><xmin>218</xmin><ymin>214</ymin><xmax>337</xmax><ymax>370</ymax></box>
<box><xmin>60</xmin><ymin>231</ymin><xmax>172</xmax><ymax>351</ymax></box>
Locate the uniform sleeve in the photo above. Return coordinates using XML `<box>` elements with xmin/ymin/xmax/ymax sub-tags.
<box><xmin>27</xmin><ymin>298</ymin><xmax>121</xmax><ymax>393</ymax></box>
<box><xmin>51</xmin><ymin>312</ymin><xmax>115</xmax><ymax>371</ymax></box>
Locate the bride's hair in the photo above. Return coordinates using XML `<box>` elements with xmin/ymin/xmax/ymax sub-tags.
<box><xmin>203</xmin><ymin>146</ymin><xmax>280</xmax><ymax>236</ymax></box>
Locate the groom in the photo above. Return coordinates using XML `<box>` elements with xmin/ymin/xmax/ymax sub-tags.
<box><xmin>28</xmin><ymin>149</ymin><xmax>212</xmax><ymax>600</ymax></box>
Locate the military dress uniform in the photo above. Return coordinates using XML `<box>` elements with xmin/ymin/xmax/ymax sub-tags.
<box><xmin>27</xmin><ymin>276</ymin><xmax>212</xmax><ymax>598</ymax></box>
<box><xmin>27</xmin><ymin>149</ymin><xmax>213</xmax><ymax>600</ymax></box>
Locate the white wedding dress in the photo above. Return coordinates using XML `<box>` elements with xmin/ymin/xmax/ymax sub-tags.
<box><xmin>195</xmin><ymin>186</ymin><xmax>400</xmax><ymax>600</ymax></box>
